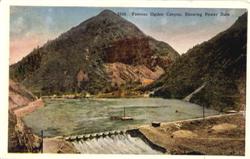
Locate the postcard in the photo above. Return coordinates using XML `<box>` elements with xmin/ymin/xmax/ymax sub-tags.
<box><xmin>0</xmin><ymin>0</ymin><xmax>249</xmax><ymax>158</ymax></box>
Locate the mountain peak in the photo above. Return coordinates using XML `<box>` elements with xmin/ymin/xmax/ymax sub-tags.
<box><xmin>98</xmin><ymin>9</ymin><xmax>118</xmax><ymax>17</ymax></box>
<box><xmin>234</xmin><ymin>12</ymin><xmax>247</xmax><ymax>26</ymax></box>
<box><xmin>10</xmin><ymin>9</ymin><xmax>179</xmax><ymax>95</ymax></box>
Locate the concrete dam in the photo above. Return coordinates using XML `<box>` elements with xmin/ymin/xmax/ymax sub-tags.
<box><xmin>65</xmin><ymin>129</ymin><xmax>166</xmax><ymax>154</ymax></box>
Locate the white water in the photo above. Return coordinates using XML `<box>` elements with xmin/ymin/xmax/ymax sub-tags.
<box><xmin>72</xmin><ymin>134</ymin><xmax>162</xmax><ymax>154</ymax></box>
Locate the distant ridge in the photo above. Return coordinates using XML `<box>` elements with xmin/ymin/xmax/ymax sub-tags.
<box><xmin>148</xmin><ymin>12</ymin><xmax>247</xmax><ymax>112</ymax></box>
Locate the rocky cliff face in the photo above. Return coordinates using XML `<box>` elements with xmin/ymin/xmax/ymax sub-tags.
<box><xmin>8</xmin><ymin>110</ymin><xmax>41</xmax><ymax>152</ymax></box>
<box><xmin>104</xmin><ymin>63</ymin><xmax>164</xmax><ymax>87</ymax></box>
<box><xmin>8</xmin><ymin>80</ymin><xmax>42</xmax><ymax>152</ymax></box>
<box><xmin>10</xmin><ymin>9</ymin><xmax>179</xmax><ymax>95</ymax></box>
<box><xmin>148</xmin><ymin>12</ymin><xmax>247</xmax><ymax>112</ymax></box>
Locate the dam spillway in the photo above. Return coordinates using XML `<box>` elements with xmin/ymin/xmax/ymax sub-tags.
<box><xmin>68</xmin><ymin>130</ymin><xmax>164</xmax><ymax>154</ymax></box>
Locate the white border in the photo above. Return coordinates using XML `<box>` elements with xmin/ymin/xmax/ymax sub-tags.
<box><xmin>0</xmin><ymin>0</ymin><xmax>249</xmax><ymax>159</ymax></box>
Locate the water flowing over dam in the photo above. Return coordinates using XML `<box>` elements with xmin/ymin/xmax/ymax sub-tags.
<box><xmin>71</xmin><ymin>133</ymin><xmax>163</xmax><ymax>154</ymax></box>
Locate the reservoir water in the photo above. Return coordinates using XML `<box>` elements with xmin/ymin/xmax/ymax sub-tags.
<box><xmin>23</xmin><ymin>98</ymin><xmax>218</xmax><ymax>137</ymax></box>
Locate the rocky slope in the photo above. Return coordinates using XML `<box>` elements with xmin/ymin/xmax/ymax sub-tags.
<box><xmin>148</xmin><ymin>12</ymin><xmax>247</xmax><ymax>112</ymax></box>
<box><xmin>8</xmin><ymin>80</ymin><xmax>42</xmax><ymax>152</ymax></box>
<box><xmin>9</xmin><ymin>80</ymin><xmax>36</xmax><ymax>109</ymax></box>
<box><xmin>10</xmin><ymin>9</ymin><xmax>179</xmax><ymax>95</ymax></box>
<box><xmin>8</xmin><ymin>110</ymin><xmax>41</xmax><ymax>152</ymax></box>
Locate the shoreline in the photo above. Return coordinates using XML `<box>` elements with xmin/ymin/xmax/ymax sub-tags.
<box><xmin>40</xmin><ymin>91</ymin><xmax>150</xmax><ymax>99</ymax></box>
<box><xmin>13</xmin><ymin>98</ymin><xmax>44</xmax><ymax>118</ymax></box>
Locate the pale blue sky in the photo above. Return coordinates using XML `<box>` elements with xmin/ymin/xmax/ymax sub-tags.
<box><xmin>10</xmin><ymin>7</ymin><xmax>246</xmax><ymax>64</ymax></box>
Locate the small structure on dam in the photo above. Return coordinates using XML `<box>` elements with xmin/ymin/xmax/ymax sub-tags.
<box><xmin>152</xmin><ymin>121</ymin><xmax>161</xmax><ymax>127</ymax></box>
